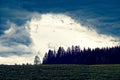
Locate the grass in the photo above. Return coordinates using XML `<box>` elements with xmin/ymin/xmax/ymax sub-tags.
<box><xmin>0</xmin><ymin>64</ymin><xmax>120</xmax><ymax>80</ymax></box>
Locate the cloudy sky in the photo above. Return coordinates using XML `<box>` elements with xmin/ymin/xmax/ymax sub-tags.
<box><xmin>0</xmin><ymin>0</ymin><xmax>120</xmax><ymax>64</ymax></box>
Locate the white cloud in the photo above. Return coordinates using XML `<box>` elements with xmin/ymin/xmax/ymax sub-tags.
<box><xmin>0</xmin><ymin>21</ymin><xmax>33</xmax><ymax>64</ymax></box>
<box><xmin>26</xmin><ymin>13</ymin><xmax>119</xmax><ymax>60</ymax></box>
<box><xmin>0</xmin><ymin>13</ymin><xmax>119</xmax><ymax>65</ymax></box>
<box><xmin>0</xmin><ymin>54</ymin><xmax>35</xmax><ymax>65</ymax></box>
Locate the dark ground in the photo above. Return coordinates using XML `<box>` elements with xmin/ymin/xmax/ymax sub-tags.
<box><xmin>0</xmin><ymin>64</ymin><xmax>120</xmax><ymax>80</ymax></box>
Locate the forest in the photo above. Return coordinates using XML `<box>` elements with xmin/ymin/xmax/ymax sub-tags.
<box><xmin>43</xmin><ymin>46</ymin><xmax>120</xmax><ymax>64</ymax></box>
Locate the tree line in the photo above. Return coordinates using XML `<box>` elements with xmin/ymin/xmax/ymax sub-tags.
<box><xmin>43</xmin><ymin>46</ymin><xmax>120</xmax><ymax>64</ymax></box>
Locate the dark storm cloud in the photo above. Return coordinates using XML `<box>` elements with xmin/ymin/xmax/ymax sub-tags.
<box><xmin>0</xmin><ymin>52</ymin><xmax>31</xmax><ymax>57</ymax></box>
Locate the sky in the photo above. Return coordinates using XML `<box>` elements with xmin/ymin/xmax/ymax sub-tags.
<box><xmin>0</xmin><ymin>0</ymin><xmax>120</xmax><ymax>64</ymax></box>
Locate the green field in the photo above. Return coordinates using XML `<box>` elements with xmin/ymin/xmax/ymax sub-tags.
<box><xmin>0</xmin><ymin>64</ymin><xmax>120</xmax><ymax>80</ymax></box>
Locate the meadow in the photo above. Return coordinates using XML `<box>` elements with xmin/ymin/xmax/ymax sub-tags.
<box><xmin>0</xmin><ymin>64</ymin><xmax>120</xmax><ymax>80</ymax></box>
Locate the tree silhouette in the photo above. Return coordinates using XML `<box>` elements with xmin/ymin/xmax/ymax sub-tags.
<box><xmin>43</xmin><ymin>46</ymin><xmax>120</xmax><ymax>64</ymax></box>
<box><xmin>34</xmin><ymin>55</ymin><xmax>41</xmax><ymax>65</ymax></box>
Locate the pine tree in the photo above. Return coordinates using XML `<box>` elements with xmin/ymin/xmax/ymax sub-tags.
<box><xmin>34</xmin><ymin>55</ymin><xmax>41</xmax><ymax>65</ymax></box>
